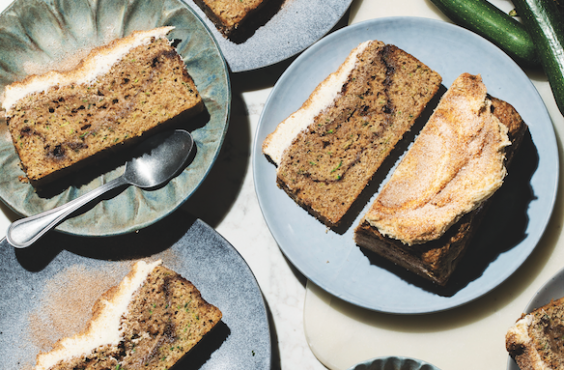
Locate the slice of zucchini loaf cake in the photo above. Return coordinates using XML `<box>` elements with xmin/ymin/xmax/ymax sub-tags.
<box><xmin>355</xmin><ymin>73</ymin><xmax>527</xmax><ymax>286</ymax></box>
<box><xmin>506</xmin><ymin>296</ymin><xmax>564</xmax><ymax>370</ymax></box>
<box><xmin>194</xmin><ymin>0</ymin><xmax>276</xmax><ymax>39</ymax></box>
<box><xmin>2</xmin><ymin>27</ymin><xmax>203</xmax><ymax>185</ymax></box>
<box><xmin>34</xmin><ymin>260</ymin><xmax>222</xmax><ymax>370</ymax></box>
<box><xmin>263</xmin><ymin>40</ymin><xmax>442</xmax><ymax>227</ymax></box>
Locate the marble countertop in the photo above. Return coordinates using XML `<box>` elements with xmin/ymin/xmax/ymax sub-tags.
<box><xmin>1</xmin><ymin>0</ymin><xmax>564</xmax><ymax>369</ymax></box>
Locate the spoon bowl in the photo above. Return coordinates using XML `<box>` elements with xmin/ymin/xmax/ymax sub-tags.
<box><xmin>124</xmin><ymin>129</ymin><xmax>195</xmax><ymax>189</ymax></box>
<box><xmin>7</xmin><ymin>129</ymin><xmax>195</xmax><ymax>248</ymax></box>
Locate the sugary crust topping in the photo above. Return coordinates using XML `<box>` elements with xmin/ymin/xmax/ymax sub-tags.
<box><xmin>262</xmin><ymin>40</ymin><xmax>375</xmax><ymax>166</ymax></box>
<box><xmin>365</xmin><ymin>73</ymin><xmax>511</xmax><ymax>245</ymax></box>
<box><xmin>34</xmin><ymin>260</ymin><xmax>162</xmax><ymax>370</ymax></box>
<box><xmin>2</xmin><ymin>27</ymin><xmax>174</xmax><ymax>115</ymax></box>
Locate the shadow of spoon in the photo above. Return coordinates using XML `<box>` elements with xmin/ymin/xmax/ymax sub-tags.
<box><xmin>6</xmin><ymin>129</ymin><xmax>195</xmax><ymax>249</ymax></box>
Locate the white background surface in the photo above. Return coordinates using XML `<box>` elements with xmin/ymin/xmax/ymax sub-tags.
<box><xmin>1</xmin><ymin>0</ymin><xmax>563</xmax><ymax>370</ymax></box>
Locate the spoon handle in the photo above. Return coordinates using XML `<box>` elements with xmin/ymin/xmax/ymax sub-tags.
<box><xmin>6</xmin><ymin>176</ymin><xmax>129</xmax><ymax>248</ymax></box>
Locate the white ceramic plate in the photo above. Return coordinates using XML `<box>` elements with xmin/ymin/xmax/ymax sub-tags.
<box><xmin>507</xmin><ymin>267</ymin><xmax>564</xmax><ymax>370</ymax></box>
<box><xmin>252</xmin><ymin>17</ymin><xmax>559</xmax><ymax>314</ymax></box>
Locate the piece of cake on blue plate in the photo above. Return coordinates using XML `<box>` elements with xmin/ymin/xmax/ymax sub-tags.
<box><xmin>34</xmin><ymin>260</ymin><xmax>222</xmax><ymax>370</ymax></box>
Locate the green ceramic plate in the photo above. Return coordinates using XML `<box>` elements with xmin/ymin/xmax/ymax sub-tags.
<box><xmin>0</xmin><ymin>0</ymin><xmax>230</xmax><ymax>236</ymax></box>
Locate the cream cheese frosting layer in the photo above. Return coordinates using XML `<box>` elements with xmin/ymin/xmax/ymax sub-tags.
<box><xmin>507</xmin><ymin>314</ymin><xmax>551</xmax><ymax>370</ymax></box>
<box><xmin>34</xmin><ymin>260</ymin><xmax>161</xmax><ymax>370</ymax></box>
<box><xmin>365</xmin><ymin>73</ymin><xmax>511</xmax><ymax>246</ymax></box>
<box><xmin>2</xmin><ymin>27</ymin><xmax>174</xmax><ymax>115</ymax></box>
<box><xmin>262</xmin><ymin>40</ymin><xmax>372</xmax><ymax>166</ymax></box>
<box><xmin>507</xmin><ymin>314</ymin><xmax>533</xmax><ymax>344</ymax></box>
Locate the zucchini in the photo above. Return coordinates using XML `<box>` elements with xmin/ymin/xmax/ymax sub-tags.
<box><xmin>429</xmin><ymin>0</ymin><xmax>540</xmax><ymax>68</ymax></box>
<box><xmin>512</xmin><ymin>0</ymin><xmax>564</xmax><ymax>117</ymax></box>
<box><xmin>554</xmin><ymin>0</ymin><xmax>564</xmax><ymax>17</ymax></box>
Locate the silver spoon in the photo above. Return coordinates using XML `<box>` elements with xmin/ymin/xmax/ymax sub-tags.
<box><xmin>6</xmin><ymin>129</ymin><xmax>195</xmax><ymax>248</ymax></box>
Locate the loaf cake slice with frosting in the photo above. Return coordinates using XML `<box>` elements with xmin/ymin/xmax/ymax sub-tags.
<box><xmin>262</xmin><ymin>40</ymin><xmax>442</xmax><ymax>227</ymax></box>
<box><xmin>506</xmin><ymin>296</ymin><xmax>564</xmax><ymax>369</ymax></box>
<box><xmin>2</xmin><ymin>27</ymin><xmax>203</xmax><ymax>185</ymax></box>
<box><xmin>34</xmin><ymin>260</ymin><xmax>222</xmax><ymax>370</ymax></box>
<box><xmin>194</xmin><ymin>0</ymin><xmax>276</xmax><ymax>40</ymax></box>
<box><xmin>355</xmin><ymin>73</ymin><xmax>527</xmax><ymax>285</ymax></box>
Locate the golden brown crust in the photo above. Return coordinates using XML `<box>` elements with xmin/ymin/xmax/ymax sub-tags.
<box><xmin>354</xmin><ymin>92</ymin><xmax>528</xmax><ymax>285</ymax></box>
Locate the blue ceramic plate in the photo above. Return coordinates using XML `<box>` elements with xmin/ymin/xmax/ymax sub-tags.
<box><xmin>185</xmin><ymin>0</ymin><xmax>353</xmax><ymax>72</ymax></box>
<box><xmin>0</xmin><ymin>218</ymin><xmax>271</xmax><ymax>369</ymax></box>
<box><xmin>507</xmin><ymin>267</ymin><xmax>564</xmax><ymax>370</ymax></box>
<box><xmin>0</xmin><ymin>0</ymin><xmax>230</xmax><ymax>237</ymax></box>
<box><xmin>348</xmin><ymin>356</ymin><xmax>441</xmax><ymax>370</ymax></box>
<box><xmin>252</xmin><ymin>17</ymin><xmax>559</xmax><ymax>313</ymax></box>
